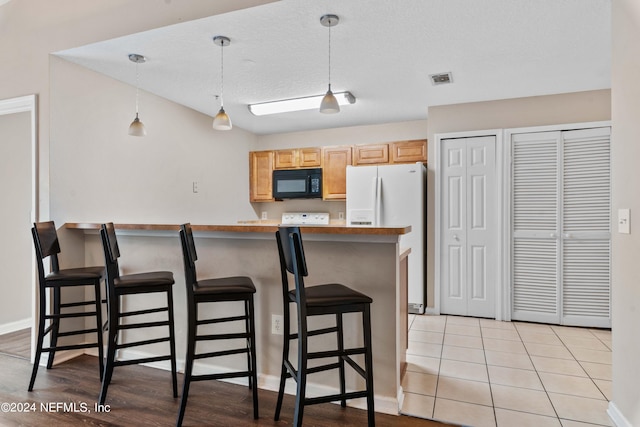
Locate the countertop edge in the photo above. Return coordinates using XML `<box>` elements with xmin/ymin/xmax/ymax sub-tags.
<box><xmin>63</xmin><ymin>222</ymin><xmax>411</xmax><ymax>236</ymax></box>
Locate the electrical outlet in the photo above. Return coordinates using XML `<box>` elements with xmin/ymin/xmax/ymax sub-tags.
<box><xmin>271</xmin><ymin>314</ymin><xmax>283</xmax><ymax>335</ymax></box>
<box><xmin>192</xmin><ymin>181</ymin><xmax>199</xmax><ymax>193</ymax></box>
<box><xmin>338</xmin><ymin>212</ymin><xmax>344</xmax><ymax>220</ymax></box>
<box><xmin>261</xmin><ymin>211</ymin><xmax>268</xmax><ymax>220</ymax></box>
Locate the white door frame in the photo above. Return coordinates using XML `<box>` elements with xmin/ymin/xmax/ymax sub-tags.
<box><xmin>0</xmin><ymin>94</ymin><xmax>39</xmax><ymax>360</ymax></box>
<box><xmin>434</xmin><ymin>129</ymin><xmax>504</xmax><ymax>320</ymax></box>
<box><xmin>502</xmin><ymin>120</ymin><xmax>611</xmax><ymax>324</ymax></box>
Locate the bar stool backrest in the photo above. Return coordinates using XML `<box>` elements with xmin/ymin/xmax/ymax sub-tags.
<box><xmin>179</xmin><ymin>223</ymin><xmax>198</xmax><ymax>292</ymax></box>
<box><xmin>32</xmin><ymin>221</ymin><xmax>61</xmax><ymax>273</ymax></box>
<box><xmin>276</xmin><ymin>226</ymin><xmax>309</xmax><ymax>306</ymax></box>
<box><xmin>100</xmin><ymin>223</ymin><xmax>121</xmax><ymax>282</ymax></box>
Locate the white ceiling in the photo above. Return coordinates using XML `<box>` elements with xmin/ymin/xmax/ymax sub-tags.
<box><xmin>55</xmin><ymin>0</ymin><xmax>611</xmax><ymax>135</ymax></box>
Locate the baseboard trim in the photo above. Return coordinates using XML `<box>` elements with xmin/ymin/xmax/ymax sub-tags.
<box><xmin>0</xmin><ymin>318</ymin><xmax>31</xmax><ymax>335</ymax></box>
<box><xmin>608</xmin><ymin>401</ymin><xmax>632</xmax><ymax>427</ymax></box>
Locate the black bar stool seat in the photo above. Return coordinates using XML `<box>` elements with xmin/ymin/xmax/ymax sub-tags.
<box><xmin>98</xmin><ymin>222</ymin><xmax>178</xmax><ymax>406</ymax></box>
<box><xmin>29</xmin><ymin>221</ymin><xmax>105</xmax><ymax>391</ymax></box>
<box><xmin>194</xmin><ymin>276</ymin><xmax>256</xmax><ymax>297</ymax></box>
<box><xmin>274</xmin><ymin>226</ymin><xmax>375</xmax><ymax>427</ymax></box>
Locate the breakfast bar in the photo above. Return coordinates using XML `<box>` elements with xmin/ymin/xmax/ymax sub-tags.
<box><xmin>60</xmin><ymin>222</ymin><xmax>411</xmax><ymax>415</ymax></box>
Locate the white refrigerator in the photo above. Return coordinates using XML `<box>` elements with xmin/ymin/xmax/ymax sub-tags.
<box><xmin>346</xmin><ymin>162</ymin><xmax>426</xmax><ymax>314</ymax></box>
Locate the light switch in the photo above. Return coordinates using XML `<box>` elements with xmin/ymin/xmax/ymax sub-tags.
<box><xmin>618</xmin><ymin>208</ymin><xmax>630</xmax><ymax>234</ymax></box>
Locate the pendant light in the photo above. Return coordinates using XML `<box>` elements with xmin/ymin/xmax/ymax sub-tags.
<box><xmin>128</xmin><ymin>53</ymin><xmax>147</xmax><ymax>137</ymax></box>
<box><xmin>320</xmin><ymin>14</ymin><xmax>340</xmax><ymax>114</ymax></box>
<box><xmin>212</xmin><ymin>35</ymin><xmax>232</xmax><ymax>131</ymax></box>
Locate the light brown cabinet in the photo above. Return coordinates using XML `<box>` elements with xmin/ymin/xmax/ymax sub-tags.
<box><xmin>249</xmin><ymin>151</ymin><xmax>274</xmax><ymax>202</ymax></box>
<box><xmin>353</xmin><ymin>143</ymin><xmax>389</xmax><ymax>165</ymax></box>
<box><xmin>390</xmin><ymin>139</ymin><xmax>427</xmax><ymax>164</ymax></box>
<box><xmin>274</xmin><ymin>147</ymin><xmax>322</xmax><ymax>169</ymax></box>
<box><xmin>322</xmin><ymin>146</ymin><xmax>352</xmax><ymax>200</ymax></box>
<box><xmin>249</xmin><ymin>139</ymin><xmax>427</xmax><ymax>202</ymax></box>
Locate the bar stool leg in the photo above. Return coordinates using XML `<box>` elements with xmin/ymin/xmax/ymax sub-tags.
<box><xmin>94</xmin><ymin>279</ymin><xmax>105</xmax><ymax>380</ymax></box>
<box><xmin>176</xmin><ymin>302</ymin><xmax>197</xmax><ymax>427</ymax></box>
<box><xmin>363</xmin><ymin>305</ymin><xmax>375</xmax><ymax>427</ymax></box>
<box><xmin>46</xmin><ymin>287</ymin><xmax>61</xmax><ymax>369</ymax></box>
<box><xmin>28</xmin><ymin>290</ymin><xmax>47</xmax><ymax>391</ymax></box>
<box><xmin>336</xmin><ymin>312</ymin><xmax>347</xmax><ymax>408</ymax></box>
<box><xmin>293</xmin><ymin>319</ymin><xmax>308</xmax><ymax>427</ymax></box>
<box><xmin>274</xmin><ymin>303</ymin><xmax>291</xmax><ymax>421</ymax></box>
<box><xmin>167</xmin><ymin>288</ymin><xmax>178</xmax><ymax>398</ymax></box>
<box><xmin>248</xmin><ymin>298</ymin><xmax>259</xmax><ymax>419</ymax></box>
<box><xmin>99</xmin><ymin>296</ymin><xmax>119</xmax><ymax>406</ymax></box>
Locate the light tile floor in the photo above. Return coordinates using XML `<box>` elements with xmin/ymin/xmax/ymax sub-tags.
<box><xmin>401</xmin><ymin>315</ymin><xmax>612</xmax><ymax>427</ymax></box>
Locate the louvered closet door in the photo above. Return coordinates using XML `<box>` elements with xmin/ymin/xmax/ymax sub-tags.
<box><xmin>511</xmin><ymin>127</ymin><xmax>611</xmax><ymax>327</ymax></box>
<box><xmin>512</xmin><ymin>131</ymin><xmax>561</xmax><ymax>324</ymax></box>
<box><xmin>561</xmin><ymin>128</ymin><xmax>611</xmax><ymax>327</ymax></box>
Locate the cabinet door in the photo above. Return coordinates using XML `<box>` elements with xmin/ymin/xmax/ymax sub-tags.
<box><xmin>391</xmin><ymin>139</ymin><xmax>427</xmax><ymax>163</ymax></box>
<box><xmin>274</xmin><ymin>149</ymin><xmax>297</xmax><ymax>169</ymax></box>
<box><xmin>353</xmin><ymin>143</ymin><xmax>389</xmax><ymax>165</ymax></box>
<box><xmin>298</xmin><ymin>147</ymin><xmax>322</xmax><ymax>168</ymax></box>
<box><xmin>249</xmin><ymin>151</ymin><xmax>274</xmax><ymax>202</ymax></box>
<box><xmin>322</xmin><ymin>146</ymin><xmax>352</xmax><ymax>200</ymax></box>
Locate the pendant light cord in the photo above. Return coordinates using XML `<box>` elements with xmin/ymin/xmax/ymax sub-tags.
<box><xmin>220</xmin><ymin>40</ymin><xmax>224</xmax><ymax>107</ymax></box>
<box><xmin>327</xmin><ymin>17</ymin><xmax>332</xmax><ymax>87</ymax></box>
<box><xmin>135</xmin><ymin>62</ymin><xmax>140</xmax><ymax>115</ymax></box>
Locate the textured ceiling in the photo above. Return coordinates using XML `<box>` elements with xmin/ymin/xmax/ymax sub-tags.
<box><xmin>55</xmin><ymin>0</ymin><xmax>611</xmax><ymax>135</ymax></box>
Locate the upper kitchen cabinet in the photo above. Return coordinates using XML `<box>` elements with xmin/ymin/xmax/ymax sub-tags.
<box><xmin>322</xmin><ymin>146</ymin><xmax>352</xmax><ymax>200</ymax></box>
<box><xmin>390</xmin><ymin>139</ymin><xmax>427</xmax><ymax>164</ymax></box>
<box><xmin>274</xmin><ymin>148</ymin><xmax>322</xmax><ymax>169</ymax></box>
<box><xmin>353</xmin><ymin>143</ymin><xmax>390</xmax><ymax>165</ymax></box>
<box><xmin>249</xmin><ymin>150</ymin><xmax>274</xmax><ymax>202</ymax></box>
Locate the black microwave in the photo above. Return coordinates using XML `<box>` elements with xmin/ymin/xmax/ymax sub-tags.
<box><xmin>272</xmin><ymin>168</ymin><xmax>322</xmax><ymax>199</ymax></box>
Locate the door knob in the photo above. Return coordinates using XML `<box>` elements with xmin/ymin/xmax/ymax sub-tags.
<box><xmin>550</xmin><ymin>233</ymin><xmax>557</xmax><ymax>238</ymax></box>
<box><xmin>453</xmin><ymin>235</ymin><xmax>460</xmax><ymax>241</ymax></box>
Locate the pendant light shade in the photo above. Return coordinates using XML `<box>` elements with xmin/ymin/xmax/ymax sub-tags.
<box><xmin>213</xmin><ymin>35</ymin><xmax>232</xmax><ymax>131</ymax></box>
<box><xmin>213</xmin><ymin>106</ymin><xmax>232</xmax><ymax>130</ymax></box>
<box><xmin>128</xmin><ymin>53</ymin><xmax>147</xmax><ymax>137</ymax></box>
<box><xmin>128</xmin><ymin>113</ymin><xmax>146</xmax><ymax>136</ymax></box>
<box><xmin>320</xmin><ymin>14</ymin><xmax>340</xmax><ymax>114</ymax></box>
<box><xmin>320</xmin><ymin>84</ymin><xmax>340</xmax><ymax>114</ymax></box>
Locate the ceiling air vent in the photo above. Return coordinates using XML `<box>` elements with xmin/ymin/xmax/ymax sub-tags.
<box><xmin>429</xmin><ymin>72</ymin><xmax>453</xmax><ymax>85</ymax></box>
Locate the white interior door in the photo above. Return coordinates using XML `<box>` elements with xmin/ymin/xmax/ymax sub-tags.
<box><xmin>441</xmin><ymin>136</ymin><xmax>496</xmax><ymax>317</ymax></box>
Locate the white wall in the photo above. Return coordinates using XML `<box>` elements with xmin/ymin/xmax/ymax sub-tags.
<box><xmin>610</xmin><ymin>1</ymin><xmax>640</xmax><ymax>425</ymax></box>
<box><xmin>0</xmin><ymin>111</ymin><xmax>31</xmax><ymax>328</ymax></box>
<box><xmin>50</xmin><ymin>57</ymin><xmax>258</xmax><ymax>225</ymax></box>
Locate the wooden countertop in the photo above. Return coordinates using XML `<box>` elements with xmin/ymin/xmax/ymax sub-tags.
<box><xmin>64</xmin><ymin>222</ymin><xmax>411</xmax><ymax>236</ymax></box>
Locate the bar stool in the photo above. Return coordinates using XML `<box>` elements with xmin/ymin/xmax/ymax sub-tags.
<box><xmin>98</xmin><ymin>222</ymin><xmax>178</xmax><ymax>405</ymax></box>
<box><xmin>274</xmin><ymin>226</ymin><xmax>375</xmax><ymax>427</ymax></box>
<box><xmin>29</xmin><ymin>221</ymin><xmax>105</xmax><ymax>391</ymax></box>
<box><xmin>176</xmin><ymin>223</ymin><xmax>258</xmax><ymax>427</ymax></box>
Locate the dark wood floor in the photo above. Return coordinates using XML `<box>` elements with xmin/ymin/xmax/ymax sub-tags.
<box><xmin>0</xmin><ymin>328</ymin><xmax>30</xmax><ymax>359</ymax></box>
<box><xmin>0</xmin><ymin>353</ymin><xmax>452</xmax><ymax>426</ymax></box>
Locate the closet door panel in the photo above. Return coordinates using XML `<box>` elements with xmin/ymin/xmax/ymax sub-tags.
<box><xmin>511</xmin><ymin>132</ymin><xmax>560</xmax><ymax>323</ymax></box>
<box><xmin>561</xmin><ymin>127</ymin><xmax>611</xmax><ymax>327</ymax></box>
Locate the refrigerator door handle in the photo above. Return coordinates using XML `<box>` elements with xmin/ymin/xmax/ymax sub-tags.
<box><xmin>374</xmin><ymin>176</ymin><xmax>382</xmax><ymax>227</ymax></box>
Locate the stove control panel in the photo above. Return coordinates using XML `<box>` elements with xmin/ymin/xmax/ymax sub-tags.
<box><xmin>281</xmin><ymin>212</ymin><xmax>330</xmax><ymax>225</ymax></box>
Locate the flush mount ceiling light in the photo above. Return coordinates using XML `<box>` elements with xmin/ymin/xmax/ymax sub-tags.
<box><xmin>128</xmin><ymin>53</ymin><xmax>146</xmax><ymax>137</ymax></box>
<box><xmin>212</xmin><ymin>35</ymin><xmax>232</xmax><ymax>131</ymax></box>
<box><xmin>320</xmin><ymin>14</ymin><xmax>340</xmax><ymax>113</ymax></box>
<box><xmin>248</xmin><ymin>91</ymin><xmax>355</xmax><ymax>116</ymax></box>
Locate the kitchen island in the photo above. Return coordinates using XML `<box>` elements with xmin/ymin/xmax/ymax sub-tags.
<box><xmin>60</xmin><ymin>222</ymin><xmax>411</xmax><ymax>415</ymax></box>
